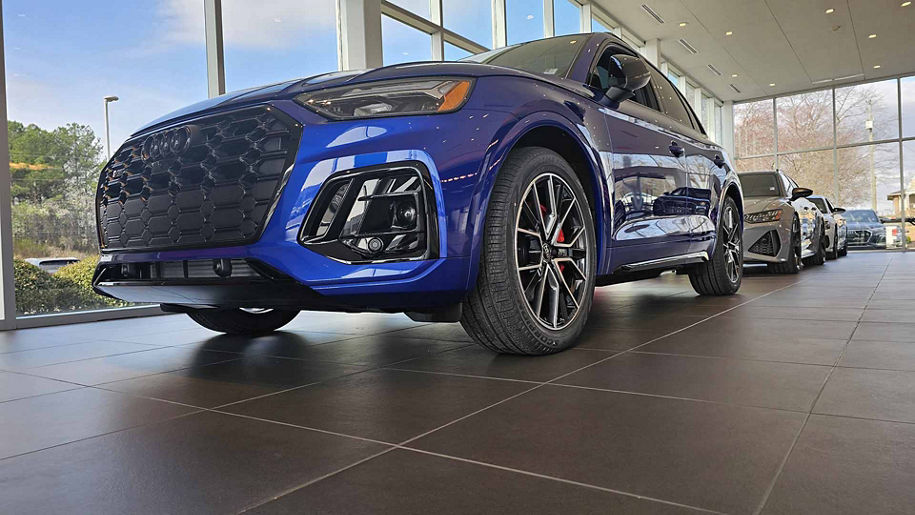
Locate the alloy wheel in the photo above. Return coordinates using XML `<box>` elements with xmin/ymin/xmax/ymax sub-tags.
<box><xmin>721</xmin><ymin>204</ymin><xmax>742</xmax><ymax>284</ymax></box>
<box><xmin>514</xmin><ymin>173</ymin><xmax>588</xmax><ymax>330</ymax></box>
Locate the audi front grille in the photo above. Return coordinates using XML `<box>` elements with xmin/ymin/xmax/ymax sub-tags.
<box><xmin>96</xmin><ymin>106</ymin><xmax>302</xmax><ymax>252</ymax></box>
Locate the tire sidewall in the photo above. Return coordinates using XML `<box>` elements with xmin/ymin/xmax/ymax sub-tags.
<box><xmin>496</xmin><ymin>150</ymin><xmax>596</xmax><ymax>350</ymax></box>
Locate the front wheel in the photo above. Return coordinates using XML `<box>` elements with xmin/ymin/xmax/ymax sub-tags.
<box><xmin>826</xmin><ymin>228</ymin><xmax>838</xmax><ymax>260</ymax></box>
<box><xmin>460</xmin><ymin>147</ymin><xmax>596</xmax><ymax>355</ymax></box>
<box><xmin>804</xmin><ymin>226</ymin><xmax>827</xmax><ymax>266</ymax></box>
<box><xmin>187</xmin><ymin>308</ymin><xmax>299</xmax><ymax>335</ymax></box>
<box><xmin>688</xmin><ymin>196</ymin><xmax>742</xmax><ymax>296</ymax></box>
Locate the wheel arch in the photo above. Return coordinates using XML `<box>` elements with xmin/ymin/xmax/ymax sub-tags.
<box><xmin>464</xmin><ymin>113</ymin><xmax>612</xmax><ymax>291</ymax></box>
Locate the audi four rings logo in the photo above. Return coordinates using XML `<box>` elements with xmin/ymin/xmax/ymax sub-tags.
<box><xmin>141</xmin><ymin>125</ymin><xmax>199</xmax><ymax>161</ymax></box>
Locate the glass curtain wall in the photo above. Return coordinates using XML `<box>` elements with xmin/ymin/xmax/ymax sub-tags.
<box><xmin>3</xmin><ymin>0</ymin><xmax>207</xmax><ymax>316</ymax></box>
<box><xmin>735</xmin><ymin>76</ymin><xmax>915</xmax><ymax>250</ymax></box>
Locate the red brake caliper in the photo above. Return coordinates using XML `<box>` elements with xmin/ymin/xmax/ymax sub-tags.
<box><xmin>541</xmin><ymin>204</ymin><xmax>566</xmax><ymax>272</ymax></box>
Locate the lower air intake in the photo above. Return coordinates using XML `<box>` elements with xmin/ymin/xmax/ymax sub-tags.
<box><xmin>298</xmin><ymin>162</ymin><xmax>438</xmax><ymax>263</ymax></box>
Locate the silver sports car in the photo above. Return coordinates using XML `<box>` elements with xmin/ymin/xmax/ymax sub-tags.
<box><xmin>808</xmin><ymin>195</ymin><xmax>847</xmax><ymax>259</ymax></box>
<box><xmin>738</xmin><ymin>170</ymin><xmax>827</xmax><ymax>274</ymax></box>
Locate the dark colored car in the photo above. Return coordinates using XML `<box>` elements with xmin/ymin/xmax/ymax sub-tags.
<box><xmin>93</xmin><ymin>33</ymin><xmax>743</xmax><ymax>355</ymax></box>
<box><xmin>844</xmin><ymin>209</ymin><xmax>887</xmax><ymax>248</ymax></box>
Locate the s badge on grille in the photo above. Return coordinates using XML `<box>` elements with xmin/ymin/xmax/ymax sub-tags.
<box><xmin>141</xmin><ymin>125</ymin><xmax>200</xmax><ymax>162</ymax></box>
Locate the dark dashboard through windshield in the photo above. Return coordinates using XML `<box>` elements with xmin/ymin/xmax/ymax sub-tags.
<box><xmin>739</xmin><ymin>173</ymin><xmax>783</xmax><ymax>198</ymax></box>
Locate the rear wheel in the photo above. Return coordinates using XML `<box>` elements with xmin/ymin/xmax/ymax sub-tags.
<box><xmin>768</xmin><ymin>217</ymin><xmax>801</xmax><ymax>274</ymax></box>
<box><xmin>187</xmin><ymin>308</ymin><xmax>299</xmax><ymax>335</ymax></box>
<box><xmin>460</xmin><ymin>147</ymin><xmax>596</xmax><ymax>355</ymax></box>
<box><xmin>688</xmin><ymin>196</ymin><xmax>742</xmax><ymax>296</ymax></box>
<box><xmin>838</xmin><ymin>237</ymin><xmax>848</xmax><ymax>257</ymax></box>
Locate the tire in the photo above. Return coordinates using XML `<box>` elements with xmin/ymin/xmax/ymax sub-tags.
<box><xmin>768</xmin><ymin>217</ymin><xmax>801</xmax><ymax>274</ymax></box>
<box><xmin>826</xmin><ymin>228</ymin><xmax>838</xmax><ymax>260</ymax></box>
<box><xmin>804</xmin><ymin>226</ymin><xmax>827</xmax><ymax>266</ymax></box>
<box><xmin>688</xmin><ymin>196</ymin><xmax>742</xmax><ymax>296</ymax></box>
<box><xmin>460</xmin><ymin>147</ymin><xmax>596</xmax><ymax>355</ymax></box>
<box><xmin>838</xmin><ymin>238</ymin><xmax>847</xmax><ymax>257</ymax></box>
<box><xmin>187</xmin><ymin>308</ymin><xmax>299</xmax><ymax>335</ymax></box>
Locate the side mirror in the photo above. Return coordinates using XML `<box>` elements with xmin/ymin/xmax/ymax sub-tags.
<box><xmin>834</xmin><ymin>207</ymin><xmax>846</xmax><ymax>214</ymax></box>
<box><xmin>604</xmin><ymin>54</ymin><xmax>651</xmax><ymax>103</ymax></box>
<box><xmin>790</xmin><ymin>187</ymin><xmax>813</xmax><ymax>201</ymax></box>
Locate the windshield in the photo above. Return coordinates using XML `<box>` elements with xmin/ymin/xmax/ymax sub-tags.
<box><xmin>809</xmin><ymin>198</ymin><xmax>827</xmax><ymax>212</ymax></box>
<box><xmin>739</xmin><ymin>173</ymin><xmax>782</xmax><ymax>198</ymax></box>
<box><xmin>461</xmin><ymin>35</ymin><xmax>586</xmax><ymax>77</ymax></box>
<box><xmin>843</xmin><ymin>210</ymin><xmax>880</xmax><ymax>223</ymax></box>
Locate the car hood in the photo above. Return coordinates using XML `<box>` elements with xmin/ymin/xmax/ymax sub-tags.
<box><xmin>134</xmin><ymin>62</ymin><xmax>579</xmax><ymax>136</ymax></box>
<box><xmin>744</xmin><ymin>197</ymin><xmax>787</xmax><ymax>213</ymax></box>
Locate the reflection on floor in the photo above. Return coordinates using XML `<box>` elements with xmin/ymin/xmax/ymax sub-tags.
<box><xmin>2</xmin><ymin>251</ymin><xmax>915</xmax><ymax>513</ymax></box>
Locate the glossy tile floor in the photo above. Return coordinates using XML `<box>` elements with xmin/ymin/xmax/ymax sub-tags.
<box><xmin>2</xmin><ymin>252</ymin><xmax>915</xmax><ymax>514</ymax></box>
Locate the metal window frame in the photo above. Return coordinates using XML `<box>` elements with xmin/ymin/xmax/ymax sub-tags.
<box><xmin>380</xmin><ymin>0</ymin><xmax>488</xmax><ymax>61</ymax></box>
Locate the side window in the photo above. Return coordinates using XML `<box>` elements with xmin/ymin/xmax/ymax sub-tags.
<box><xmin>588</xmin><ymin>47</ymin><xmax>657</xmax><ymax>110</ymax></box>
<box><xmin>647</xmin><ymin>68</ymin><xmax>694</xmax><ymax>129</ymax></box>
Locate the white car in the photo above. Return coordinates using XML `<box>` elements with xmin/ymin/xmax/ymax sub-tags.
<box><xmin>808</xmin><ymin>195</ymin><xmax>847</xmax><ymax>259</ymax></box>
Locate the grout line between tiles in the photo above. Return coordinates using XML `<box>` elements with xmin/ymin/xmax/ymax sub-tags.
<box><xmin>752</xmin><ymin>255</ymin><xmax>890</xmax><ymax>514</ymax></box>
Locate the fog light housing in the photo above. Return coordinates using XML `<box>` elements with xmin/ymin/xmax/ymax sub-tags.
<box><xmin>299</xmin><ymin>162</ymin><xmax>438</xmax><ymax>263</ymax></box>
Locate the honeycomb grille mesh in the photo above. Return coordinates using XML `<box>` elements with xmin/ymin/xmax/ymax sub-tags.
<box><xmin>97</xmin><ymin>106</ymin><xmax>301</xmax><ymax>251</ymax></box>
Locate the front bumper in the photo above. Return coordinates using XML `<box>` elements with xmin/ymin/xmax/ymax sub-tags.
<box><xmin>93</xmin><ymin>100</ymin><xmax>509</xmax><ymax>311</ymax></box>
<box><xmin>743</xmin><ymin>220</ymin><xmax>791</xmax><ymax>264</ymax></box>
<box><xmin>847</xmin><ymin>228</ymin><xmax>886</xmax><ymax>248</ymax></box>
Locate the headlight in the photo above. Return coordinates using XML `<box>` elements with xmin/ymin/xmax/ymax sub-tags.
<box><xmin>745</xmin><ymin>209</ymin><xmax>782</xmax><ymax>224</ymax></box>
<box><xmin>294</xmin><ymin>78</ymin><xmax>473</xmax><ymax>120</ymax></box>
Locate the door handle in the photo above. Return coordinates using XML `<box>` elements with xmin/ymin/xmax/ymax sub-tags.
<box><xmin>713</xmin><ymin>154</ymin><xmax>726</xmax><ymax>168</ymax></box>
<box><xmin>668</xmin><ymin>141</ymin><xmax>685</xmax><ymax>158</ymax></box>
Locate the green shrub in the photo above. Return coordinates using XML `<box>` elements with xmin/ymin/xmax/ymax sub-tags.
<box><xmin>14</xmin><ymin>257</ymin><xmax>127</xmax><ymax>315</ymax></box>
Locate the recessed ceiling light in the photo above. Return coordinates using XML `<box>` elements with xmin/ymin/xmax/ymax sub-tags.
<box><xmin>868</xmin><ymin>33</ymin><xmax>877</xmax><ymax>38</ymax></box>
<box><xmin>874</xmin><ymin>65</ymin><xmax>881</xmax><ymax>69</ymax></box>
<box><xmin>731</xmin><ymin>73</ymin><xmax>738</xmax><ymax>78</ymax></box>
<box><xmin>725</xmin><ymin>31</ymin><xmax>733</xmax><ymax>36</ymax></box>
<box><xmin>902</xmin><ymin>1</ymin><xmax>911</xmax><ymax>6</ymax></box>
<box><xmin>769</xmin><ymin>83</ymin><xmax>776</xmax><ymax>87</ymax></box>
<box><xmin>679</xmin><ymin>21</ymin><xmax>688</xmax><ymax>27</ymax></box>
<box><xmin>825</xmin><ymin>8</ymin><xmax>835</xmax><ymax>13</ymax></box>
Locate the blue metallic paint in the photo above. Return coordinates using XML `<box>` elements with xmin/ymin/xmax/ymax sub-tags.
<box><xmin>99</xmin><ymin>33</ymin><xmax>741</xmax><ymax>311</ymax></box>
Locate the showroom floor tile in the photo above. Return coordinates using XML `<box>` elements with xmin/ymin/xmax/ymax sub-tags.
<box><xmin>2</xmin><ymin>251</ymin><xmax>915</xmax><ymax>513</ymax></box>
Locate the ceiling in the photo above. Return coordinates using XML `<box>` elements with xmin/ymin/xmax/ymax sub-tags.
<box><xmin>596</xmin><ymin>0</ymin><xmax>915</xmax><ymax>102</ymax></box>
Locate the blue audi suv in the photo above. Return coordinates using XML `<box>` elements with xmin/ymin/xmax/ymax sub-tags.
<box><xmin>93</xmin><ymin>33</ymin><xmax>743</xmax><ymax>354</ymax></box>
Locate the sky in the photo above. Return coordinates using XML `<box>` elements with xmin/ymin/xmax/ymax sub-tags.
<box><xmin>3</xmin><ymin>0</ymin><xmax>337</xmax><ymax>149</ymax></box>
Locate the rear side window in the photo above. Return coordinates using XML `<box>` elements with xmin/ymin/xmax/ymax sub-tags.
<box><xmin>647</xmin><ymin>68</ymin><xmax>694</xmax><ymax>129</ymax></box>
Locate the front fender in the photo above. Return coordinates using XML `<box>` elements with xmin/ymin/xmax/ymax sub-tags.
<box><xmin>463</xmin><ymin>109</ymin><xmax>613</xmax><ymax>290</ymax></box>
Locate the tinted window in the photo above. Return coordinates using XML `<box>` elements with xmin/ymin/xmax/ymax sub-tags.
<box><xmin>648</xmin><ymin>68</ymin><xmax>693</xmax><ymax>128</ymax></box>
<box><xmin>809</xmin><ymin>198</ymin><xmax>828</xmax><ymax>212</ymax></box>
<box><xmin>739</xmin><ymin>173</ymin><xmax>783</xmax><ymax>197</ymax></box>
<box><xmin>588</xmin><ymin>48</ymin><xmax>656</xmax><ymax>110</ymax></box>
<box><xmin>844</xmin><ymin>210</ymin><xmax>880</xmax><ymax>223</ymax></box>
<box><xmin>462</xmin><ymin>35</ymin><xmax>585</xmax><ymax>76</ymax></box>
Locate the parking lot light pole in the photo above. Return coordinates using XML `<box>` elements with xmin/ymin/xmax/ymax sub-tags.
<box><xmin>103</xmin><ymin>95</ymin><xmax>119</xmax><ymax>159</ymax></box>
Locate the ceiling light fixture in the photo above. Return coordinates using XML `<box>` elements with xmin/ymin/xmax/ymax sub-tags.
<box><xmin>640</xmin><ymin>4</ymin><xmax>666</xmax><ymax>23</ymax></box>
<box><xmin>825</xmin><ymin>8</ymin><xmax>835</xmax><ymax>13</ymax></box>
<box><xmin>874</xmin><ymin>65</ymin><xmax>881</xmax><ymax>69</ymax></box>
<box><xmin>678</xmin><ymin>38</ymin><xmax>699</xmax><ymax>54</ymax></box>
<box><xmin>769</xmin><ymin>83</ymin><xmax>776</xmax><ymax>87</ymax></box>
<box><xmin>725</xmin><ymin>31</ymin><xmax>733</xmax><ymax>36</ymax></box>
<box><xmin>679</xmin><ymin>21</ymin><xmax>688</xmax><ymax>27</ymax></box>
<box><xmin>902</xmin><ymin>1</ymin><xmax>911</xmax><ymax>6</ymax></box>
<box><xmin>731</xmin><ymin>73</ymin><xmax>738</xmax><ymax>78</ymax></box>
<box><xmin>868</xmin><ymin>33</ymin><xmax>877</xmax><ymax>38</ymax></box>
